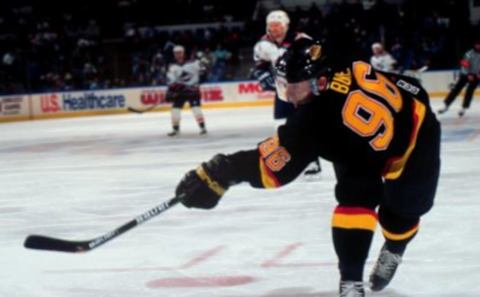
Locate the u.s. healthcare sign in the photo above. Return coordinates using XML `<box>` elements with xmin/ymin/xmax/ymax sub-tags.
<box><xmin>31</xmin><ymin>89</ymin><xmax>127</xmax><ymax>119</ymax></box>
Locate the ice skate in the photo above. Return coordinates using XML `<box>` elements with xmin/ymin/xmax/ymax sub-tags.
<box><xmin>437</xmin><ymin>106</ymin><xmax>448</xmax><ymax>114</ymax></box>
<box><xmin>458</xmin><ymin>108</ymin><xmax>466</xmax><ymax>117</ymax></box>
<box><xmin>167</xmin><ymin>129</ymin><xmax>180</xmax><ymax>137</ymax></box>
<box><xmin>339</xmin><ymin>281</ymin><xmax>365</xmax><ymax>297</ymax></box>
<box><xmin>369</xmin><ymin>245</ymin><xmax>403</xmax><ymax>291</ymax></box>
<box><xmin>199</xmin><ymin>128</ymin><xmax>207</xmax><ymax>135</ymax></box>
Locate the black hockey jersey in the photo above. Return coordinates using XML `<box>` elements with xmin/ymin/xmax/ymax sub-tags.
<box><xmin>229</xmin><ymin>60</ymin><xmax>438</xmax><ymax>188</ymax></box>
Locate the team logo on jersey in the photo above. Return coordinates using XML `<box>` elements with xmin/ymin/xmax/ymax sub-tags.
<box><xmin>180</xmin><ymin>71</ymin><xmax>192</xmax><ymax>82</ymax></box>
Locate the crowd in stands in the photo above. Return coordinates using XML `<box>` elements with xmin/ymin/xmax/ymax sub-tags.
<box><xmin>0</xmin><ymin>0</ymin><xmax>477</xmax><ymax>95</ymax></box>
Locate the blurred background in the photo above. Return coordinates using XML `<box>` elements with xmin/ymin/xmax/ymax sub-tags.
<box><xmin>0</xmin><ymin>0</ymin><xmax>478</xmax><ymax>95</ymax></box>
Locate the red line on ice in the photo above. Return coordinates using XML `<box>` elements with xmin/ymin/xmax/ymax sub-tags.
<box><xmin>44</xmin><ymin>245</ymin><xmax>225</xmax><ymax>274</ymax></box>
<box><xmin>178</xmin><ymin>245</ymin><xmax>225</xmax><ymax>269</ymax></box>
<box><xmin>261</xmin><ymin>242</ymin><xmax>332</xmax><ymax>268</ymax></box>
<box><xmin>261</xmin><ymin>242</ymin><xmax>303</xmax><ymax>268</ymax></box>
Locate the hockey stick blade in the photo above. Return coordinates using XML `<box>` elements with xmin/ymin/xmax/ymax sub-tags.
<box><xmin>127</xmin><ymin>106</ymin><xmax>142</xmax><ymax>113</ymax></box>
<box><xmin>24</xmin><ymin>235</ymin><xmax>90</xmax><ymax>253</ymax></box>
<box><xmin>24</xmin><ymin>196</ymin><xmax>182</xmax><ymax>253</ymax></box>
<box><xmin>127</xmin><ymin>105</ymin><xmax>158</xmax><ymax>114</ymax></box>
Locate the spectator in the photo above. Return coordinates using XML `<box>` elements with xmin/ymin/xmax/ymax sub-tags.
<box><xmin>209</xmin><ymin>43</ymin><xmax>231</xmax><ymax>82</ymax></box>
<box><xmin>0</xmin><ymin>0</ymin><xmax>476</xmax><ymax>94</ymax></box>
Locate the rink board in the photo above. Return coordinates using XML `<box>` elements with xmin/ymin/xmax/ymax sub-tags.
<box><xmin>0</xmin><ymin>70</ymin><xmax>478</xmax><ymax>123</ymax></box>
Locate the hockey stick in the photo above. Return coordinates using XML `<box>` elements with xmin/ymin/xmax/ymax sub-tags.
<box><xmin>24</xmin><ymin>196</ymin><xmax>182</xmax><ymax>253</ymax></box>
<box><xmin>416</xmin><ymin>65</ymin><xmax>429</xmax><ymax>73</ymax></box>
<box><xmin>127</xmin><ymin>104</ymin><xmax>161</xmax><ymax>114</ymax></box>
<box><xmin>402</xmin><ymin>65</ymin><xmax>429</xmax><ymax>81</ymax></box>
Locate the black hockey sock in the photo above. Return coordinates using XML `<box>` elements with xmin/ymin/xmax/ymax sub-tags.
<box><xmin>378</xmin><ymin>206</ymin><xmax>419</xmax><ymax>255</ymax></box>
<box><xmin>332</xmin><ymin>206</ymin><xmax>377</xmax><ymax>281</ymax></box>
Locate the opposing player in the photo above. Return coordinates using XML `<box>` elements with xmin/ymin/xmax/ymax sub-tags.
<box><xmin>174</xmin><ymin>38</ymin><xmax>441</xmax><ymax>297</ymax></box>
<box><xmin>438</xmin><ymin>40</ymin><xmax>480</xmax><ymax>117</ymax></box>
<box><xmin>253</xmin><ymin>10</ymin><xmax>321</xmax><ymax>174</ymax></box>
<box><xmin>370</xmin><ymin>42</ymin><xmax>396</xmax><ymax>72</ymax></box>
<box><xmin>166</xmin><ymin>45</ymin><xmax>207</xmax><ymax>136</ymax></box>
<box><xmin>253</xmin><ymin>10</ymin><xmax>310</xmax><ymax>119</ymax></box>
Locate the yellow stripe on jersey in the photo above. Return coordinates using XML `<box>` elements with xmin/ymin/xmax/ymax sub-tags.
<box><xmin>384</xmin><ymin>98</ymin><xmax>426</xmax><ymax>180</ymax></box>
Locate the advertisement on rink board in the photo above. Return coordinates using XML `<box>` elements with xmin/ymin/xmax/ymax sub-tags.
<box><xmin>201</xmin><ymin>85</ymin><xmax>225</xmax><ymax>101</ymax></box>
<box><xmin>31</xmin><ymin>89</ymin><xmax>127</xmax><ymax>117</ymax></box>
<box><xmin>237</xmin><ymin>81</ymin><xmax>275</xmax><ymax>100</ymax></box>
<box><xmin>0</xmin><ymin>81</ymin><xmax>274</xmax><ymax>122</ymax></box>
<box><xmin>128</xmin><ymin>82</ymin><xmax>272</xmax><ymax>110</ymax></box>
<box><xmin>137</xmin><ymin>81</ymin><xmax>270</xmax><ymax>104</ymax></box>
<box><xmin>205</xmin><ymin>81</ymin><xmax>273</xmax><ymax>102</ymax></box>
<box><xmin>0</xmin><ymin>95</ymin><xmax>30</xmax><ymax>121</ymax></box>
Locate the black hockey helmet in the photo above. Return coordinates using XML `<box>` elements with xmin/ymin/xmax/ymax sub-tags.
<box><xmin>274</xmin><ymin>38</ymin><xmax>330</xmax><ymax>104</ymax></box>
<box><xmin>275</xmin><ymin>37</ymin><xmax>329</xmax><ymax>83</ymax></box>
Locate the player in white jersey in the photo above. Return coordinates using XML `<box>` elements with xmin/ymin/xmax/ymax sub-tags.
<box><xmin>166</xmin><ymin>45</ymin><xmax>207</xmax><ymax>136</ymax></box>
<box><xmin>253</xmin><ymin>10</ymin><xmax>312</xmax><ymax>120</ymax></box>
<box><xmin>370</xmin><ymin>42</ymin><xmax>397</xmax><ymax>72</ymax></box>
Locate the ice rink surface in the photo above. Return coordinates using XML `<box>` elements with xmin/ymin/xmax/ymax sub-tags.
<box><xmin>0</xmin><ymin>99</ymin><xmax>479</xmax><ymax>297</ymax></box>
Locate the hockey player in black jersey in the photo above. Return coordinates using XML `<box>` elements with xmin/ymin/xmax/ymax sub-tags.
<box><xmin>174</xmin><ymin>38</ymin><xmax>441</xmax><ymax>297</ymax></box>
<box><xmin>252</xmin><ymin>10</ymin><xmax>321</xmax><ymax>175</ymax></box>
<box><xmin>438</xmin><ymin>40</ymin><xmax>480</xmax><ymax>117</ymax></box>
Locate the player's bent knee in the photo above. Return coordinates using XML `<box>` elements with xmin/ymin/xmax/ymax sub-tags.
<box><xmin>378</xmin><ymin>205</ymin><xmax>419</xmax><ymax>242</ymax></box>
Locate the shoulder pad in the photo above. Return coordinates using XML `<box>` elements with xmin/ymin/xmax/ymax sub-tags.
<box><xmin>254</xmin><ymin>40</ymin><xmax>280</xmax><ymax>63</ymax></box>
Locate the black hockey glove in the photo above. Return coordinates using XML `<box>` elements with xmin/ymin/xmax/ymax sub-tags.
<box><xmin>252</xmin><ymin>68</ymin><xmax>275</xmax><ymax>91</ymax></box>
<box><xmin>176</xmin><ymin>154</ymin><xmax>239</xmax><ymax>209</ymax></box>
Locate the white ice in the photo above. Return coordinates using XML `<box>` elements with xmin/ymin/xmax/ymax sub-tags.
<box><xmin>0</xmin><ymin>99</ymin><xmax>479</xmax><ymax>297</ymax></box>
